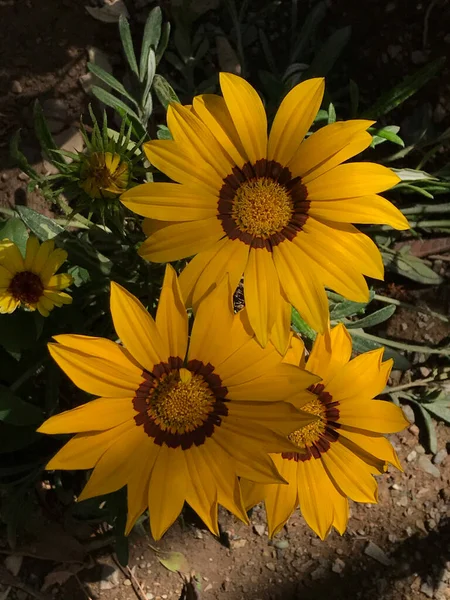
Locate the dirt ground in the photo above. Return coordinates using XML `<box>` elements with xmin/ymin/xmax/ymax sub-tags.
<box><xmin>0</xmin><ymin>1</ymin><xmax>449</xmax><ymax>600</ymax></box>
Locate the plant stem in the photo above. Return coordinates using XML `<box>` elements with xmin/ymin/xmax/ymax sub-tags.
<box><xmin>373</xmin><ymin>293</ymin><xmax>449</xmax><ymax>323</ymax></box>
<box><xmin>354</xmin><ymin>329</ymin><xmax>450</xmax><ymax>356</ymax></box>
<box><xmin>401</xmin><ymin>203</ymin><xmax>450</xmax><ymax>215</ymax></box>
<box><xmin>385</xmin><ymin>377</ymin><xmax>436</xmax><ymax>393</ymax></box>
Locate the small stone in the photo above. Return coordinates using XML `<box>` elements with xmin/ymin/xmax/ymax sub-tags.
<box><xmin>415</xmin><ymin>519</ymin><xmax>427</xmax><ymax>533</ymax></box>
<box><xmin>364</xmin><ymin>541</ymin><xmax>392</xmax><ymax>566</ymax></box>
<box><xmin>415</xmin><ymin>444</ymin><xmax>425</xmax><ymax>454</ymax></box>
<box><xmin>419</xmin><ymin>366</ymin><xmax>432</xmax><ymax>377</ymax></box>
<box><xmin>1</xmin><ymin>172</ymin><xmax>8</xmax><ymax>182</ymax></box>
<box><xmin>401</xmin><ymin>322</ymin><xmax>408</xmax><ymax>331</ymax></box>
<box><xmin>18</xmin><ymin>171</ymin><xmax>29</xmax><ymax>181</ymax></box>
<box><xmin>193</xmin><ymin>528</ymin><xmax>203</xmax><ymax>539</ymax></box>
<box><xmin>332</xmin><ymin>558</ymin><xmax>345</xmax><ymax>574</ymax></box>
<box><xmin>139</xmin><ymin>563</ymin><xmax>146</xmax><ymax>569</ymax></box>
<box><xmin>433</xmin><ymin>449</ymin><xmax>448</xmax><ymax>466</ymax></box>
<box><xmin>5</xmin><ymin>555</ymin><xmax>22</xmax><ymax>576</ymax></box>
<box><xmin>387</xmin><ymin>45</ymin><xmax>401</xmax><ymax>59</ymax></box>
<box><xmin>11</xmin><ymin>80</ymin><xmax>22</xmax><ymax>93</ymax></box>
<box><xmin>253</xmin><ymin>524</ymin><xmax>266</xmax><ymax>536</ymax></box>
<box><xmin>391</xmin><ymin>483</ymin><xmax>402</xmax><ymax>491</ymax></box>
<box><xmin>426</xmin><ymin>519</ymin><xmax>437</xmax><ymax>530</ymax></box>
<box><xmin>411</xmin><ymin>50</ymin><xmax>427</xmax><ymax>64</ymax></box>
<box><xmin>100</xmin><ymin>565</ymin><xmax>120</xmax><ymax>590</ymax></box>
<box><xmin>146</xmin><ymin>594</ymin><xmax>154</xmax><ymax>600</ymax></box>
<box><xmin>418</xmin><ymin>455</ymin><xmax>441</xmax><ymax>478</ymax></box>
<box><xmin>310</xmin><ymin>566</ymin><xmax>327</xmax><ymax>580</ymax></box>
<box><xmin>230</xmin><ymin>538</ymin><xmax>247</xmax><ymax>549</ymax></box>
<box><xmin>123</xmin><ymin>579</ymin><xmax>132</xmax><ymax>586</ymax></box>
<box><xmin>402</xmin><ymin>404</ymin><xmax>415</xmax><ymax>424</ymax></box>
<box><xmin>274</xmin><ymin>539</ymin><xmax>289</xmax><ymax>550</ymax></box>
<box><xmin>396</xmin><ymin>496</ymin><xmax>408</xmax><ymax>507</ymax></box>
<box><xmin>407</xmin><ymin>450</ymin><xmax>417</xmax><ymax>462</ymax></box>
<box><xmin>388</xmin><ymin>533</ymin><xmax>397</xmax><ymax>543</ymax></box>
<box><xmin>420</xmin><ymin>581</ymin><xmax>435</xmax><ymax>598</ymax></box>
<box><xmin>266</xmin><ymin>562</ymin><xmax>276</xmax><ymax>572</ymax></box>
<box><xmin>409</xmin><ymin>424</ymin><xmax>420</xmax><ymax>435</ymax></box>
<box><xmin>204</xmin><ymin>583</ymin><xmax>213</xmax><ymax>592</ymax></box>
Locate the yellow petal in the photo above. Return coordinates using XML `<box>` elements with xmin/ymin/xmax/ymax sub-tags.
<box><xmin>110</xmin><ymin>282</ymin><xmax>168</xmax><ymax>371</ymax></box>
<box><xmin>48</xmin><ymin>342</ymin><xmax>143</xmax><ymax>398</ymax></box>
<box><xmin>31</xmin><ymin>240</ymin><xmax>55</xmax><ymax>275</ymax></box>
<box><xmin>297</xmin><ymin>458</ymin><xmax>335</xmax><ymax>539</ymax></box>
<box><xmin>188</xmin><ymin>276</ymin><xmax>234</xmax><ymax>367</ymax></box>
<box><xmin>184</xmin><ymin>445</ymin><xmax>219</xmax><ymax>535</ymax></box>
<box><xmin>306</xmin><ymin>323</ymin><xmax>352</xmax><ymax>384</ymax></box>
<box><xmin>321</xmin><ymin>442</ymin><xmax>378</xmax><ymax>503</ymax></box>
<box><xmin>262</xmin><ymin>455</ymin><xmax>299</xmax><ymax>538</ymax></box>
<box><xmin>121</xmin><ymin>182</ymin><xmax>218</xmax><ymax>221</ymax></box>
<box><xmin>167</xmin><ymin>102</ymin><xmax>233</xmax><ymax>178</ymax></box>
<box><xmin>1</xmin><ymin>242</ymin><xmax>25</xmax><ymax>273</ymax></box>
<box><xmin>244</xmin><ymin>247</ymin><xmax>280</xmax><ymax>348</ymax></box>
<box><xmin>269</xmin><ymin>291</ymin><xmax>292</xmax><ymax>355</ymax></box>
<box><xmin>179</xmin><ymin>238</ymin><xmax>229</xmax><ymax>308</ymax></box>
<box><xmin>309</xmin><ymin>195</ymin><xmax>409</xmax><ymax>230</ymax></box>
<box><xmin>0</xmin><ymin>293</ymin><xmax>19</xmax><ymax>314</ymax></box>
<box><xmin>325</xmin><ymin>347</ymin><xmax>387</xmax><ymax>400</ymax></box>
<box><xmin>138</xmin><ymin>218</ymin><xmax>224</xmax><ymax>263</ymax></box>
<box><xmin>78</xmin><ymin>425</ymin><xmax>148</xmax><ymax>501</ymax></box>
<box><xmin>337</xmin><ymin>398</ymin><xmax>409</xmax><ymax>433</ymax></box>
<box><xmin>282</xmin><ymin>335</ymin><xmax>306</xmax><ymax>368</ymax></box>
<box><xmin>24</xmin><ymin>236</ymin><xmax>40</xmax><ymax>270</ymax></box>
<box><xmin>156</xmin><ymin>265</ymin><xmax>188</xmax><ymax>360</ymax></box>
<box><xmin>219</xmin><ymin>72</ymin><xmax>267</xmax><ymax>164</ymax></box>
<box><xmin>43</xmin><ymin>290</ymin><xmax>72</xmax><ymax>306</ymax></box>
<box><xmin>272</xmin><ymin>240</ymin><xmax>329</xmax><ymax>333</ymax></box>
<box><xmin>305</xmin><ymin>163</ymin><xmax>401</xmax><ymax>200</ymax></box>
<box><xmin>193</xmin><ymin>94</ymin><xmax>246</xmax><ymax>167</ymax></box>
<box><xmin>191</xmin><ymin>238</ymin><xmax>249</xmax><ymax>311</ymax></box>
<box><xmin>40</xmin><ymin>248</ymin><xmax>69</xmax><ymax>285</ymax></box>
<box><xmin>339</xmin><ymin>428</ymin><xmax>403</xmax><ymax>471</ymax></box>
<box><xmin>301</xmin><ymin>217</ymin><xmax>384</xmax><ymax>280</ymax></box>
<box><xmin>143</xmin><ymin>140</ymin><xmax>221</xmax><ymax>195</ymax></box>
<box><xmin>125</xmin><ymin>445</ymin><xmax>160</xmax><ymax>535</ymax></box>
<box><xmin>148</xmin><ymin>446</ymin><xmax>187</xmax><ymax>540</ymax></box>
<box><xmin>226</xmin><ymin>364</ymin><xmax>318</xmax><ymax>403</ymax></box>
<box><xmin>268</xmin><ymin>78</ymin><xmax>325</xmax><ymax>166</ymax></box>
<box><xmin>45</xmin><ymin>420</ymin><xmax>135</xmax><ymax>470</ymax></box>
<box><xmin>38</xmin><ymin>397</ymin><xmax>135</xmax><ymax>434</ymax></box>
<box><xmin>47</xmin><ymin>273</ymin><xmax>73</xmax><ymax>290</ymax></box>
<box><xmin>290</xmin><ymin>120</ymin><xmax>374</xmax><ymax>180</ymax></box>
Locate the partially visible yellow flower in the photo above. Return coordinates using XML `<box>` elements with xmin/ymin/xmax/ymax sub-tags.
<box><xmin>121</xmin><ymin>73</ymin><xmax>409</xmax><ymax>354</ymax></box>
<box><xmin>79</xmin><ymin>151</ymin><xmax>129</xmax><ymax>199</ymax></box>
<box><xmin>0</xmin><ymin>237</ymin><xmax>72</xmax><ymax>317</ymax></box>
<box><xmin>241</xmin><ymin>324</ymin><xmax>409</xmax><ymax>539</ymax></box>
<box><xmin>38</xmin><ymin>265</ymin><xmax>318</xmax><ymax>540</ymax></box>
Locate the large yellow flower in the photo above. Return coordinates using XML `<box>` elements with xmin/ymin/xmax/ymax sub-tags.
<box><xmin>121</xmin><ymin>73</ymin><xmax>408</xmax><ymax>353</ymax></box>
<box><xmin>241</xmin><ymin>324</ymin><xmax>409</xmax><ymax>539</ymax></box>
<box><xmin>38</xmin><ymin>266</ymin><xmax>318</xmax><ymax>540</ymax></box>
<box><xmin>0</xmin><ymin>237</ymin><xmax>72</xmax><ymax>316</ymax></box>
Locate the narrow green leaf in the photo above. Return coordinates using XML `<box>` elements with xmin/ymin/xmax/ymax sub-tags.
<box><xmin>157</xmin><ymin>125</ymin><xmax>172</xmax><ymax>140</ymax></box>
<box><xmin>382</xmin><ymin>250</ymin><xmax>443</xmax><ymax>285</ymax></box>
<box><xmin>91</xmin><ymin>86</ymin><xmax>140</xmax><ymax>121</ymax></box>
<box><xmin>156</xmin><ymin>22</ymin><xmax>171</xmax><ymax>66</ymax></box>
<box><xmin>33</xmin><ymin>100</ymin><xmax>60</xmax><ymax>161</ymax></box>
<box><xmin>0</xmin><ymin>218</ymin><xmax>28</xmax><ymax>254</ymax></box>
<box><xmin>345</xmin><ymin>305</ymin><xmax>396</xmax><ymax>329</ymax></box>
<box><xmin>423</xmin><ymin>401</ymin><xmax>450</xmax><ymax>425</ymax></box>
<box><xmin>152</xmin><ymin>74</ymin><xmax>180</xmax><ymax>109</ymax></box>
<box><xmin>329</xmin><ymin>291</ymin><xmax>374</xmax><ymax>320</ymax></box>
<box><xmin>371</xmin><ymin>125</ymin><xmax>405</xmax><ymax>148</ymax></box>
<box><xmin>16</xmin><ymin>205</ymin><xmax>64</xmax><ymax>240</ymax></box>
<box><xmin>291</xmin><ymin>308</ymin><xmax>317</xmax><ymax>341</ymax></box>
<box><xmin>119</xmin><ymin>14</ymin><xmax>139</xmax><ymax>77</ymax></box>
<box><xmin>157</xmin><ymin>551</ymin><xmax>189</xmax><ymax>574</ymax></box>
<box><xmin>362</xmin><ymin>57</ymin><xmax>446</xmax><ymax>119</ymax></box>
<box><xmin>10</xmin><ymin>130</ymin><xmax>40</xmax><ymax>179</ymax></box>
<box><xmin>305</xmin><ymin>26</ymin><xmax>351</xmax><ymax>79</ymax></box>
<box><xmin>327</xmin><ymin>102</ymin><xmax>336</xmax><ymax>124</ymax></box>
<box><xmin>140</xmin><ymin>6</ymin><xmax>162</xmax><ymax>81</ymax></box>
<box><xmin>409</xmin><ymin>399</ymin><xmax>438</xmax><ymax>453</ymax></box>
<box><xmin>87</xmin><ymin>63</ymin><xmax>138</xmax><ymax>107</ymax></box>
<box><xmin>290</xmin><ymin>1</ymin><xmax>327</xmax><ymax>63</ymax></box>
<box><xmin>0</xmin><ymin>386</ymin><xmax>43</xmax><ymax>426</ymax></box>
<box><xmin>142</xmin><ymin>48</ymin><xmax>156</xmax><ymax>106</ymax></box>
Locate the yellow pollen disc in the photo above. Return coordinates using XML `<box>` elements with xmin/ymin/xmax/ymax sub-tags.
<box><xmin>232</xmin><ymin>177</ymin><xmax>293</xmax><ymax>238</ymax></box>
<box><xmin>288</xmin><ymin>396</ymin><xmax>326</xmax><ymax>448</ymax></box>
<box><xmin>149</xmin><ymin>371</ymin><xmax>215</xmax><ymax>434</ymax></box>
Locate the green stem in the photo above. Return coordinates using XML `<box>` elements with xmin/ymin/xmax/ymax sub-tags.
<box><xmin>10</xmin><ymin>357</ymin><xmax>48</xmax><ymax>393</ymax></box>
<box><xmin>385</xmin><ymin>377</ymin><xmax>436</xmax><ymax>394</ymax></box>
<box><xmin>354</xmin><ymin>330</ymin><xmax>450</xmax><ymax>356</ymax></box>
<box><xmin>401</xmin><ymin>203</ymin><xmax>450</xmax><ymax>215</ymax></box>
<box><xmin>373</xmin><ymin>293</ymin><xmax>449</xmax><ymax>323</ymax></box>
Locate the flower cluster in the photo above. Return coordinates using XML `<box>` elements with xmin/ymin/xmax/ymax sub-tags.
<box><xmin>35</xmin><ymin>74</ymin><xmax>409</xmax><ymax>541</ymax></box>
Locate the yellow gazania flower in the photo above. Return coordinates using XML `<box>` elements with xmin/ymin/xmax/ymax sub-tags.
<box><xmin>0</xmin><ymin>237</ymin><xmax>72</xmax><ymax>317</ymax></box>
<box><xmin>80</xmin><ymin>151</ymin><xmax>129</xmax><ymax>199</ymax></box>
<box><xmin>121</xmin><ymin>73</ymin><xmax>409</xmax><ymax>353</ymax></box>
<box><xmin>38</xmin><ymin>265</ymin><xmax>318</xmax><ymax>540</ymax></box>
<box><xmin>241</xmin><ymin>324</ymin><xmax>409</xmax><ymax>540</ymax></box>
